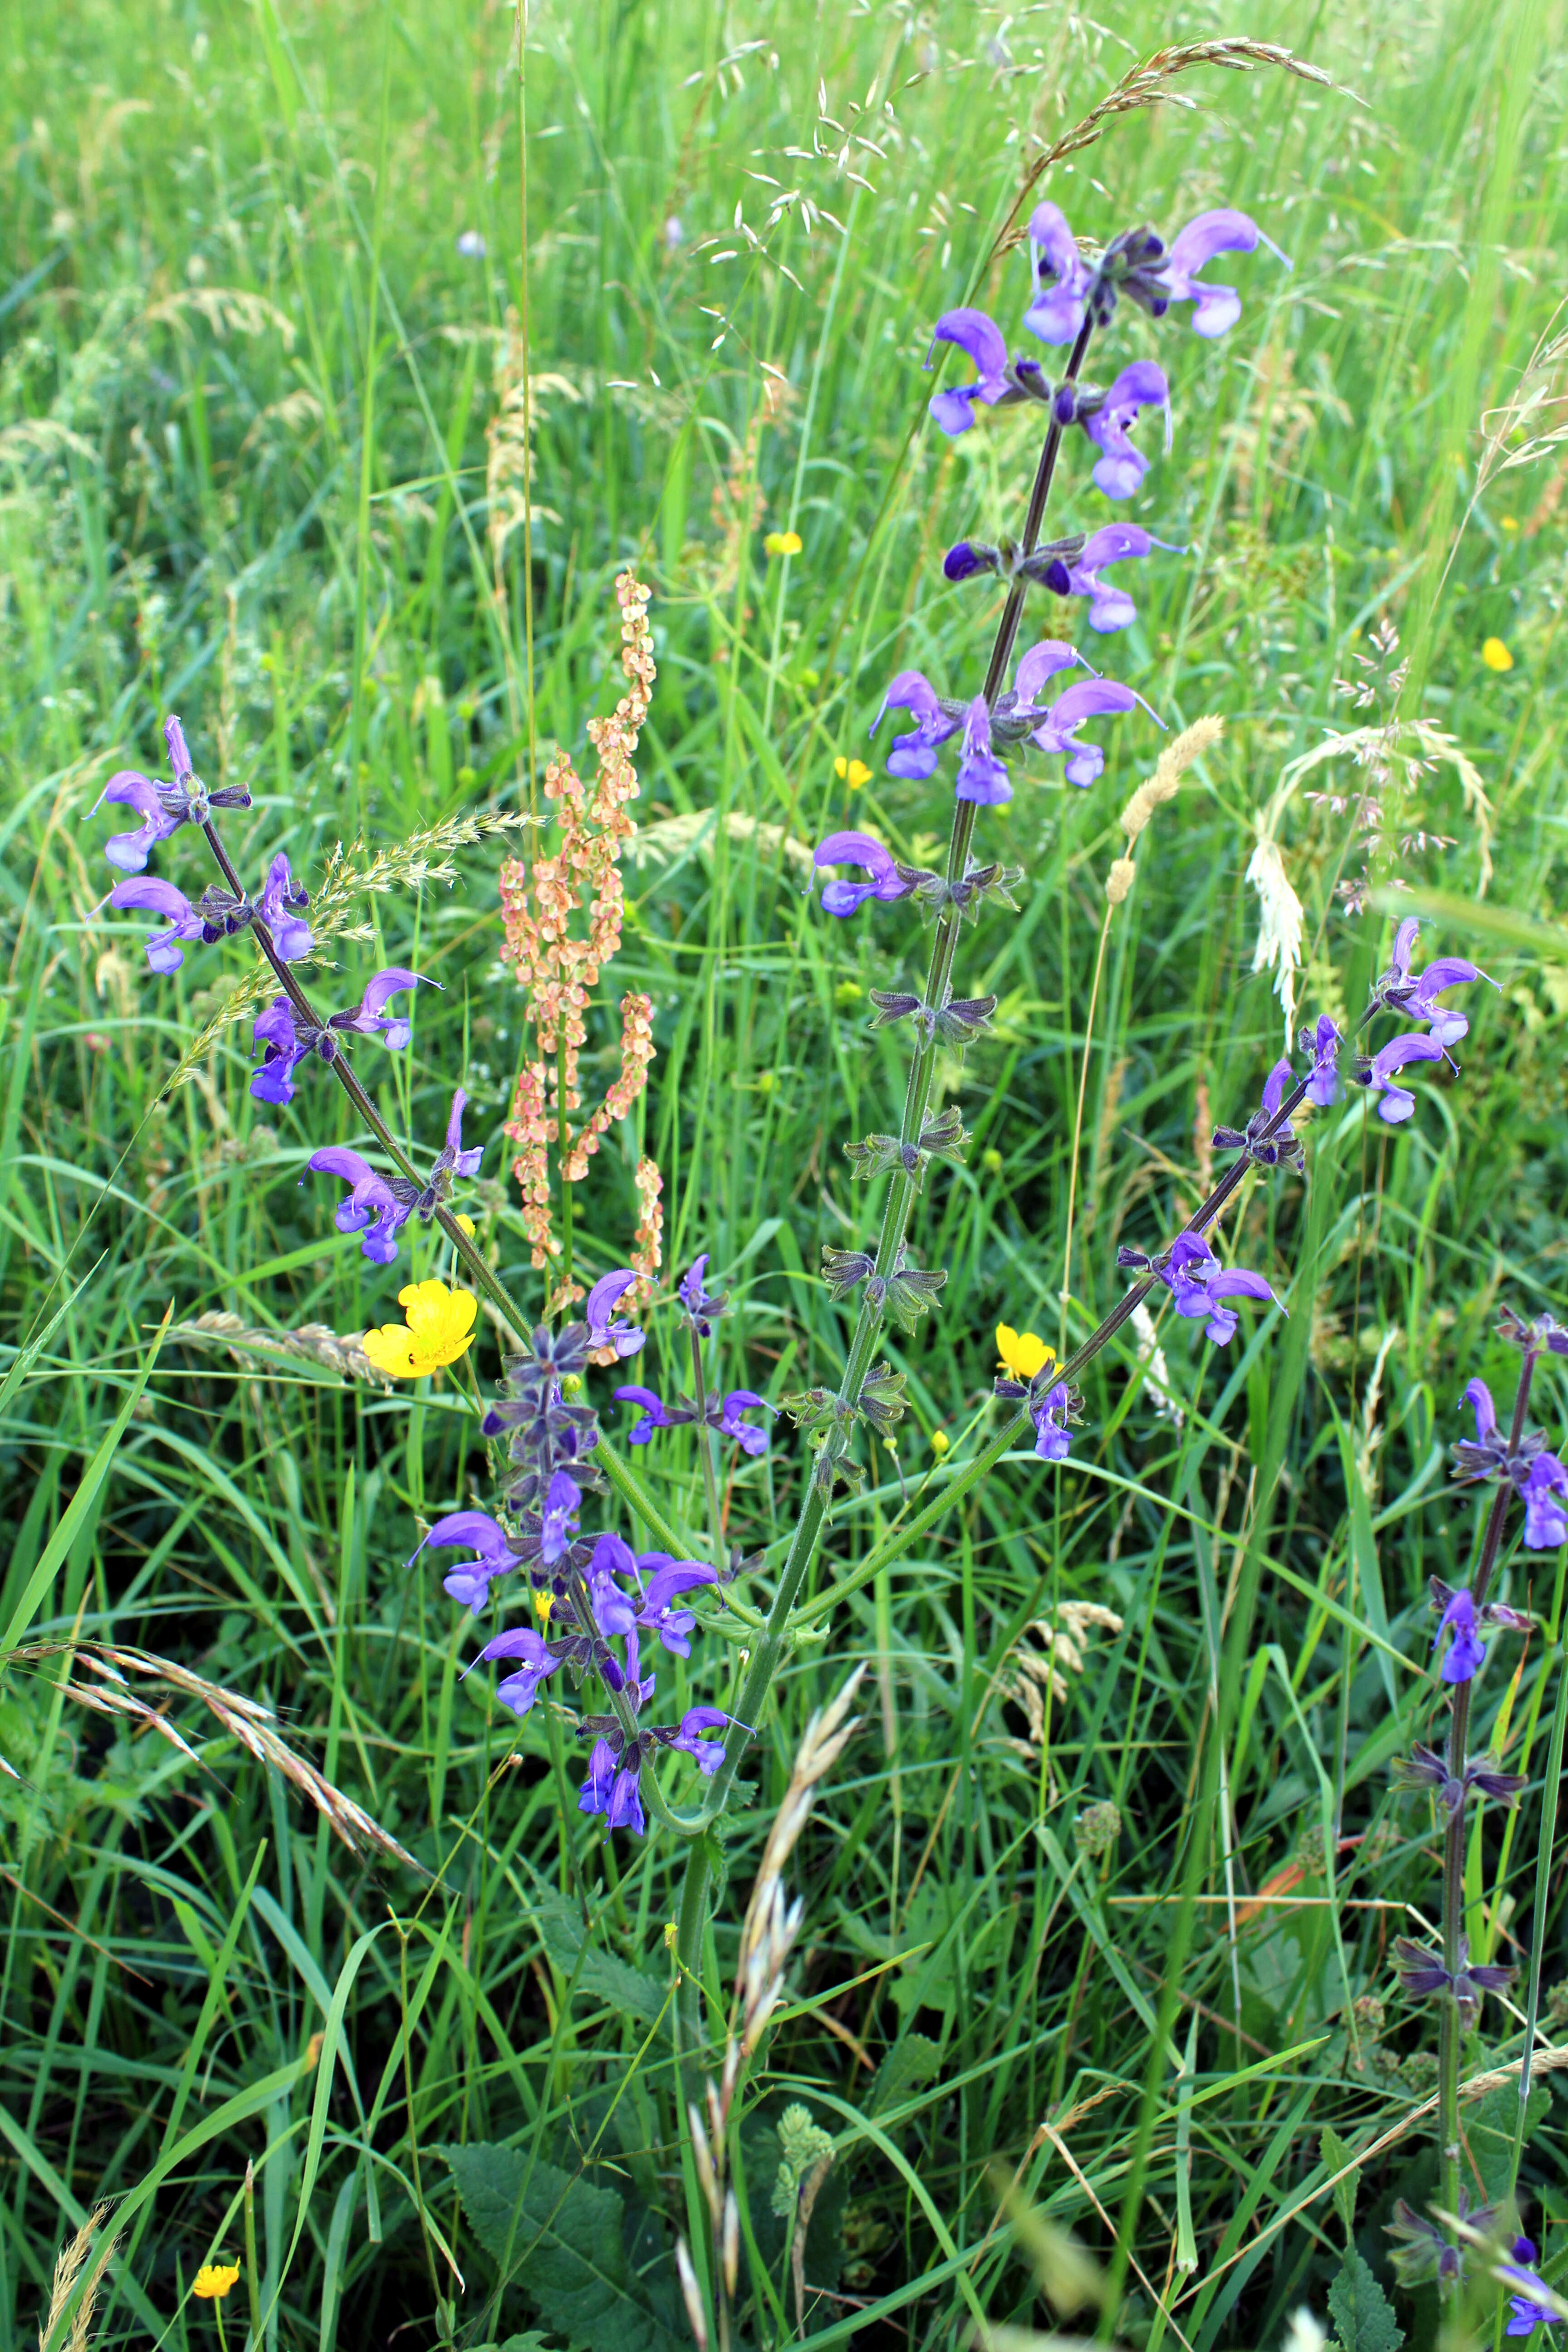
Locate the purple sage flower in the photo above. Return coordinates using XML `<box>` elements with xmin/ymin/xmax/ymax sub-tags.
<box><xmin>814</xmin><ymin>830</ymin><xmax>911</xmax><ymax>918</ymax></box>
<box><xmin>718</xmin><ymin>1388</ymin><xmax>774</xmax><ymax>1455</ymax></box>
<box><xmin>871</xmin><ymin>671</ymin><xmax>961</xmax><ymax>780</ymax></box>
<box><xmin>472</xmin><ymin>1623</ymin><xmax>562</xmax><ymax>1717</ymax></box>
<box><xmin>1022</xmin><ymin>202</ymin><xmax>1093</xmax><ymax>347</ymax></box>
<box><xmin>1355</xmin><ymin>1030</ymin><xmax>1446</xmax><ymax>1124</ymax></box>
<box><xmin>539</xmin><ymin>1469</ymin><xmax>581</xmax><ymax>1566</ymax></box>
<box><xmin>578</xmin><ymin>1737</ymin><xmax>617</xmax><ymax>1813</ymax></box>
<box><xmin>955</xmin><ymin>694</ymin><xmax>1012</xmax><ymax>806</ymax></box>
<box><xmin>92</xmin><ymin>714</ymin><xmax>250</xmax><ymax>873</ymax></box>
<box><xmin>927</xmin><ymin>307</ymin><xmax>1013</xmax><ymax>434</ymax></box>
<box><xmin>1524</xmin><ymin>1453</ymin><xmax>1568</xmax><ymax>1550</ymax></box>
<box><xmin>1433</xmin><ymin>1583</ymin><xmax>1487</xmax><ymax>1683</ymax></box>
<box><xmin>306</xmin><ymin>1145</ymin><xmax>416</xmax><ymax>1264</ymax></box>
<box><xmin>1156</xmin><ymin>210</ymin><xmax>1291</xmax><ymax>339</ymax></box>
<box><xmin>431</xmin><ymin>1088</ymin><xmax>485</xmax><ymax>1183</ymax></box>
<box><xmin>329</xmin><ymin>967</ymin><xmax>427</xmax><ymax>1048</ymax></box>
<box><xmin>1031</xmin><ymin>1381</ymin><xmax>1074</xmax><ymax>1461</ymax></box>
<box><xmin>255</xmin><ymin>853</ymin><xmax>313</xmax><ymax>961</ymax></box>
<box><xmin>1298</xmin><ymin>1015</ymin><xmax>1342</xmax><ymax>1108</ymax></box>
<box><xmin>677</xmin><ymin>1254</ymin><xmax>729</xmax><ymax>1335</ymax></box>
<box><xmin>585</xmin><ymin>1269</ymin><xmax>646</xmax><ymax>1360</ymax></box>
<box><xmin>413</xmin><ymin>1508</ymin><xmax>516</xmax><ymax>1612</ymax></box>
<box><xmin>670</xmin><ymin>1706</ymin><xmax>731</xmax><ymax>1773</ymax></box>
<box><xmin>614</xmin><ymin>1385</ymin><xmax>679</xmax><ymax>1444</ymax></box>
<box><xmin>1393</xmin><ymin>1930</ymin><xmax>1513</xmax><ymax>2025</ymax></box>
<box><xmin>1079</xmin><ymin>361</ymin><xmax>1170</xmax><ymax>498</ymax></box>
<box><xmin>1159</xmin><ymin>1232</ymin><xmax>1279</xmax><ymax>1347</ymax></box>
<box><xmin>109</xmin><ymin>875</ymin><xmax>208</xmax><ymax>974</ymax></box>
<box><xmin>1500</xmin><ymin>2240</ymin><xmax>1564</xmax><ymax>2337</ymax></box>
<box><xmin>1372</xmin><ymin>916</ymin><xmax>1497</xmax><ymax>1048</ymax></box>
<box><xmin>1025</xmin><ymin>675</ymin><xmax>1157</xmax><ymax>788</ymax></box>
<box><xmin>1061</xmin><ymin>524</ymin><xmax>1182</xmax><ymax>635</ymax></box>
<box><xmin>251</xmin><ymin>1000</ymin><xmax>311</xmax><ymax>1105</ymax></box>
<box><xmin>637</xmin><ymin>1555</ymin><xmax>720</xmax><ymax>1657</ymax></box>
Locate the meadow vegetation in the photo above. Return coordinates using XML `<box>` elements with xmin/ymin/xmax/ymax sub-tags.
<box><xmin>2</xmin><ymin>0</ymin><xmax>1567</xmax><ymax>2346</ymax></box>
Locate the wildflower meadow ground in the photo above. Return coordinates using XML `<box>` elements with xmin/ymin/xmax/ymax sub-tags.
<box><xmin>3</xmin><ymin>1</ymin><xmax>1568</xmax><ymax>2348</ymax></box>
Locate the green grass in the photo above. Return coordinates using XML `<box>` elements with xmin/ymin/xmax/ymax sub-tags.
<box><xmin>3</xmin><ymin>0</ymin><xmax>1568</xmax><ymax>2345</ymax></box>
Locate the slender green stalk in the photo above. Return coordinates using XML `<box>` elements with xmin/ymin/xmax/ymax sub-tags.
<box><xmin>1438</xmin><ymin>1350</ymin><xmax>1534</xmax><ymax>2281</ymax></box>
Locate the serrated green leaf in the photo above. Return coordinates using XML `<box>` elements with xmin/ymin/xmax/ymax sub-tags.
<box><xmin>1327</xmin><ymin>2249</ymin><xmax>1404</xmax><ymax>2352</ymax></box>
<box><xmin>530</xmin><ymin>1896</ymin><xmax>669</xmax><ymax>2026</ymax></box>
<box><xmin>867</xmin><ymin>2033</ymin><xmax>943</xmax><ymax>2117</ymax></box>
<box><xmin>1320</xmin><ymin>2123</ymin><xmax>1356</xmax><ymax>2240</ymax></box>
<box><xmin>438</xmin><ymin>2142</ymin><xmax>685</xmax><ymax>2352</ymax></box>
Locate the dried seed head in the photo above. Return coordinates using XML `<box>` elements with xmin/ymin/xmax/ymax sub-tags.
<box><xmin>674</xmin><ymin>2238</ymin><xmax>710</xmax><ymax>2352</ymax></box>
<box><xmin>722</xmin><ymin>2191</ymin><xmax>740</xmax><ymax>2299</ymax></box>
<box><xmin>687</xmin><ymin>2104</ymin><xmax>720</xmax><ymax>2223</ymax></box>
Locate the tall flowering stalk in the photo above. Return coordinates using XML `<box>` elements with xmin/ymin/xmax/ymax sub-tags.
<box><xmin>1385</xmin><ymin>1311</ymin><xmax>1568</xmax><ymax>2308</ymax></box>
<box><xmin>499</xmin><ymin>570</ymin><xmax>661</xmax><ymax>1288</ymax></box>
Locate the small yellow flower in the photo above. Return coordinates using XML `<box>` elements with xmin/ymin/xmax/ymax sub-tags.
<box><xmin>930</xmin><ymin>1429</ymin><xmax>951</xmax><ymax>1458</ymax></box>
<box><xmin>534</xmin><ymin>1589</ymin><xmax>554</xmax><ymax>1624</ymax></box>
<box><xmin>834</xmin><ymin>757</ymin><xmax>873</xmax><ymax>789</ymax></box>
<box><xmin>764</xmin><ymin>529</ymin><xmax>802</xmax><ymax>556</ymax></box>
<box><xmin>361</xmin><ymin>1281</ymin><xmax>477</xmax><ymax>1379</ymax></box>
<box><xmin>454</xmin><ymin>1213</ymin><xmax>476</xmax><ymax>1238</ymax></box>
<box><xmin>192</xmin><ymin>2264</ymin><xmax>240</xmax><ymax>2302</ymax></box>
<box><xmin>1501</xmin><ymin>515</ymin><xmax>1519</xmax><ymax>533</ymax></box>
<box><xmin>1482</xmin><ymin>637</ymin><xmax>1514</xmax><ymax>672</ymax></box>
<box><xmin>996</xmin><ymin>1326</ymin><xmax>1055</xmax><ymax>1381</ymax></box>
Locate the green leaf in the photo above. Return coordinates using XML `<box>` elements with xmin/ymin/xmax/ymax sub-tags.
<box><xmin>439</xmin><ymin>2142</ymin><xmax>685</xmax><ymax>2352</ymax></box>
<box><xmin>1466</xmin><ymin>2078</ymin><xmax>1551</xmax><ymax>2203</ymax></box>
<box><xmin>530</xmin><ymin>1897</ymin><xmax>669</xmax><ymax>2027</ymax></box>
<box><xmin>867</xmin><ymin>2034</ymin><xmax>943</xmax><ymax>2118</ymax></box>
<box><xmin>1320</xmin><ymin>2123</ymin><xmax>1357</xmax><ymax>2241</ymax></box>
<box><xmin>1327</xmin><ymin>2249</ymin><xmax>1405</xmax><ymax>2352</ymax></box>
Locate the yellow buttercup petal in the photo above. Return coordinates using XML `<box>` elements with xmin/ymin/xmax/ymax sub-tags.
<box><xmin>764</xmin><ymin>529</ymin><xmax>803</xmax><ymax>556</ymax></box>
<box><xmin>361</xmin><ymin>1283</ymin><xmax>476</xmax><ymax>1378</ymax></box>
<box><xmin>834</xmin><ymin>756</ymin><xmax>872</xmax><ymax>788</ymax></box>
<box><xmin>192</xmin><ymin>2263</ymin><xmax>240</xmax><ymax>2301</ymax></box>
<box><xmin>996</xmin><ymin>1325</ymin><xmax>1054</xmax><ymax>1381</ymax></box>
<box><xmin>1481</xmin><ymin>637</ymin><xmax>1514</xmax><ymax>672</ymax></box>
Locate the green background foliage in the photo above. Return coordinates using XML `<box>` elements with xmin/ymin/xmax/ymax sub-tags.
<box><xmin>2</xmin><ymin>0</ymin><xmax>1566</xmax><ymax>2342</ymax></box>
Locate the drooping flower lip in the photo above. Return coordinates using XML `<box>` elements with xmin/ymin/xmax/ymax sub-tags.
<box><xmin>1155</xmin><ymin>209</ymin><xmax>1292</xmax><ymax>339</ymax></box>
<box><xmin>813</xmin><ymin>829</ymin><xmax>911</xmax><ymax>917</ymax></box>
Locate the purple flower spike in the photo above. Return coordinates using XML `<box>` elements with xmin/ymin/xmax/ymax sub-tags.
<box><xmin>1157</xmin><ymin>210</ymin><xmax>1290</xmax><ymax>339</ymax></box>
<box><xmin>955</xmin><ymin>694</ymin><xmax>1011</xmax><ymax>806</ymax></box>
<box><xmin>98</xmin><ymin>772</ymin><xmax>182</xmax><ymax>875</ymax></box>
<box><xmin>585</xmin><ymin>1269</ymin><xmax>645</xmax><ymax>1359</ymax></box>
<box><xmin>1082</xmin><ymin>361</ymin><xmax>1170</xmax><ymax>499</ymax></box>
<box><xmin>1028</xmin><ymin>676</ymin><xmax>1158</xmax><ymax>789</ymax></box>
<box><xmin>1524</xmin><ymin>1454</ymin><xmax>1568</xmax><ymax>1550</ymax></box>
<box><xmin>1434</xmin><ymin>1585</ymin><xmax>1487</xmax><ymax>1684</ymax></box>
<box><xmin>671</xmin><ymin>1707</ymin><xmax>732</xmax><ymax>1774</ymax></box>
<box><xmin>1300</xmin><ymin>1015</ymin><xmax>1342</xmax><ymax>1108</ymax></box>
<box><xmin>1063</xmin><ymin>524</ymin><xmax>1182</xmax><ymax>635</ymax></box>
<box><xmin>307</xmin><ymin>1144</ymin><xmax>414</xmax><ymax>1264</ymax></box>
<box><xmin>1357</xmin><ymin>1030</ymin><xmax>1446</xmax><ymax>1124</ymax></box>
<box><xmin>871</xmin><ymin>670</ymin><xmax>961</xmax><ymax>780</ymax></box>
<box><xmin>719</xmin><ymin>1388</ymin><xmax>775</xmax><ymax>1456</ymax></box>
<box><xmin>470</xmin><ymin>1623</ymin><xmax>562</xmax><ymax>1715</ymax></box>
<box><xmin>1023</xmin><ymin>201</ymin><xmax>1092</xmax><ymax>347</ymax></box>
<box><xmin>928</xmin><ymin>308</ymin><xmax>1012</xmax><ymax>436</ymax></box>
<box><xmin>614</xmin><ymin>1384</ymin><xmax>678</xmax><ymax>1444</ymax></box>
<box><xmin>814</xmin><ymin>830</ymin><xmax>909</xmax><ymax>918</ymax></box>
<box><xmin>257</xmin><ymin>853</ymin><xmax>313</xmax><ymax>961</ymax></box>
<box><xmin>109</xmin><ymin>875</ymin><xmax>206</xmax><ymax>974</ymax></box>
<box><xmin>412</xmin><ymin>1508</ymin><xmax>515</xmax><ymax>1612</ymax></box>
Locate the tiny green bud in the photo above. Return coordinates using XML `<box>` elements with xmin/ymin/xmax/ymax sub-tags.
<box><xmin>559</xmin><ymin>1372</ymin><xmax>584</xmax><ymax>1399</ymax></box>
<box><xmin>981</xmin><ymin>1147</ymin><xmax>1003</xmax><ymax>1174</ymax></box>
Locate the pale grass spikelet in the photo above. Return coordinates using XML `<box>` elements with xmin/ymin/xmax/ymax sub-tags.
<box><xmin>1128</xmin><ymin>1298</ymin><xmax>1182</xmax><ymax>1429</ymax></box>
<box><xmin>1106</xmin><ymin>716</ymin><xmax>1223</xmax><ymax>905</ymax></box>
<box><xmin>38</xmin><ymin>2202</ymin><xmax>121</xmax><ymax>2352</ymax></box>
<box><xmin>172</xmin><ymin>1312</ymin><xmax>396</xmax><ymax>1392</ymax></box>
<box><xmin>1278</xmin><ymin>2310</ymin><xmax>1329</xmax><ymax>2352</ymax></box>
<box><xmin>674</xmin><ymin>2238</ymin><xmax>710</xmax><ymax>2352</ymax></box>
<box><xmin>1000</xmin><ymin>1605</ymin><xmax>1124</xmax><ymax>1741</ymax></box>
<box><xmin>13</xmin><ymin>1642</ymin><xmax>421</xmax><ymax>1872</ymax></box>
<box><xmin>501</xmin><ymin>571</ymin><xmax>661</xmax><ymax>1265</ymax></box>
<box><xmin>1245</xmin><ymin>830</ymin><xmax>1306</xmax><ymax>1048</ymax></box>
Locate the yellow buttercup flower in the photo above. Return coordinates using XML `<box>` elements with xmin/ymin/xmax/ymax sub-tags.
<box><xmin>1501</xmin><ymin>515</ymin><xmax>1519</xmax><ymax>533</ymax></box>
<box><xmin>996</xmin><ymin>1326</ymin><xmax>1054</xmax><ymax>1381</ymax></box>
<box><xmin>534</xmin><ymin>1589</ymin><xmax>554</xmax><ymax>1624</ymax></box>
<box><xmin>361</xmin><ymin>1281</ymin><xmax>478</xmax><ymax>1379</ymax></box>
<box><xmin>834</xmin><ymin>757</ymin><xmax>872</xmax><ymax>789</ymax></box>
<box><xmin>930</xmin><ymin>1429</ymin><xmax>951</xmax><ymax>1458</ymax></box>
<box><xmin>764</xmin><ymin>529</ymin><xmax>802</xmax><ymax>556</ymax></box>
<box><xmin>192</xmin><ymin>2264</ymin><xmax>240</xmax><ymax>2301</ymax></box>
<box><xmin>1482</xmin><ymin>637</ymin><xmax>1514</xmax><ymax>672</ymax></box>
